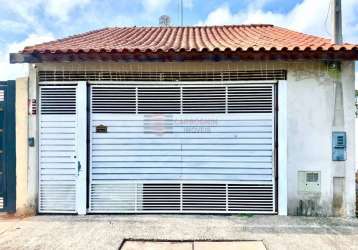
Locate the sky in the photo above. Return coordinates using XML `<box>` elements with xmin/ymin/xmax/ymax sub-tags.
<box><xmin>0</xmin><ymin>0</ymin><xmax>357</xmax><ymax>84</ymax></box>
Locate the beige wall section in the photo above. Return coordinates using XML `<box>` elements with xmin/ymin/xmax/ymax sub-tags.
<box><xmin>15</xmin><ymin>77</ymin><xmax>31</xmax><ymax>215</ymax></box>
<box><xmin>27</xmin><ymin>65</ymin><xmax>38</xmax><ymax>214</ymax></box>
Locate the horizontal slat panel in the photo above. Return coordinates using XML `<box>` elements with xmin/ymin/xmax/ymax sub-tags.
<box><xmin>91</xmin><ymin>168</ymin><xmax>272</xmax><ymax>175</ymax></box>
<box><xmin>91</xmin><ymin>161</ymin><xmax>272</xmax><ymax>168</ymax></box>
<box><xmin>92</xmin><ymin>132</ymin><xmax>271</xmax><ymax>139</ymax></box>
<box><xmin>89</xmin><ymin>183</ymin><xmax>274</xmax><ymax>213</ymax></box>
<box><xmin>92</xmin><ymin>156</ymin><xmax>272</xmax><ymax>162</ymax></box>
<box><xmin>40</xmin><ymin>151</ymin><xmax>76</xmax><ymax>157</ymax></box>
<box><xmin>41</xmin><ymin>127</ymin><xmax>76</xmax><ymax>133</ymax></box>
<box><xmin>228</xmin><ymin>184</ymin><xmax>273</xmax><ymax>212</ymax></box>
<box><xmin>97</xmin><ymin>133</ymin><xmax>270</xmax><ymax>140</ymax></box>
<box><xmin>92</xmin><ymin>144</ymin><xmax>272</xmax><ymax>150</ymax></box>
<box><xmin>40</xmin><ymin>158</ymin><xmax>76</xmax><ymax>163</ymax></box>
<box><xmin>92</xmin><ymin>125</ymin><xmax>272</xmax><ymax>133</ymax></box>
<box><xmin>91</xmin><ymin>174</ymin><xmax>272</xmax><ymax>181</ymax></box>
<box><xmin>92</xmin><ymin>113</ymin><xmax>272</xmax><ymax>120</ymax></box>
<box><xmin>40</xmin><ymin>87</ymin><xmax>76</xmax><ymax>114</ymax></box>
<box><xmin>91</xmin><ymin>86</ymin><xmax>273</xmax><ymax>114</ymax></box>
<box><xmin>40</xmin><ymin>116</ymin><xmax>76</xmax><ymax>122</ymax></box>
<box><xmin>92</xmin><ymin>120</ymin><xmax>272</xmax><ymax>127</ymax></box>
<box><xmin>182</xmin><ymin>87</ymin><xmax>225</xmax><ymax>113</ymax></box>
<box><xmin>41</xmin><ymin>145</ymin><xmax>76</xmax><ymax>151</ymax></box>
<box><xmin>40</xmin><ymin>133</ymin><xmax>76</xmax><ymax>139</ymax></box>
<box><xmin>39</xmin><ymin>184</ymin><xmax>76</xmax><ymax>213</ymax></box>
<box><xmin>92</xmin><ymin>150</ymin><xmax>272</xmax><ymax>156</ymax></box>
<box><xmin>92</xmin><ymin>138</ymin><xmax>272</xmax><ymax>144</ymax></box>
<box><xmin>92</xmin><ymin>87</ymin><xmax>136</xmax><ymax>113</ymax></box>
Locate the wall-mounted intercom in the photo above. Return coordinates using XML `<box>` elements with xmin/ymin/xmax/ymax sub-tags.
<box><xmin>332</xmin><ymin>131</ymin><xmax>346</xmax><ymax>161</ymax></box>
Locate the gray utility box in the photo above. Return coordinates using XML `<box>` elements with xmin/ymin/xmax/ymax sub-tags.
<box><xmin>298</xmin><ymin>171</ymin><xmax>321</xmax><ymax>193</ymax></box>
<box><xmin>332</xmin><ymin>132</ymin><xmax>346</xmax><ymax>161</ymax></box>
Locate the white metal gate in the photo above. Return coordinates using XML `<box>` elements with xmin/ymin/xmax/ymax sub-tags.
<box><xmin>89</xmin><ymin>83</ymin><xmax>276</xmax><ymax>213</ymax></box>
<box><xmin>38</xmin><ymin>83</ymin><xmax>87</xmax><ymax>214</ymax></box>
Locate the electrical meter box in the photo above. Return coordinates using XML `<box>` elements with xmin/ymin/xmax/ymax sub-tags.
<box><xmin>332</xmin><ymin>131</ymin><xmax>346</xmax><ymax>161</ymax></box>
<box><xmin>298</xmin><ymin>171</ymin><xmax>321</xmax><ymax>193</ymax></box>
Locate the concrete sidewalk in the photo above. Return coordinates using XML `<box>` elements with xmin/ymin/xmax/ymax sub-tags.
<box><xmin>0</xmin><ymin>215</ymin><xmax>357</xmax><ymax>250</ymax></box>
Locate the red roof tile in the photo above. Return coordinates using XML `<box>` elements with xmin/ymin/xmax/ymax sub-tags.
<box><xmin>20</xmin><ymin>24</ymin><xmax>358</xmax><ymax>55</ymax></box>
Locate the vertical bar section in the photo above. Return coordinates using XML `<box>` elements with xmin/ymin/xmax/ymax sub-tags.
<box><xmin>0</xmin><ymin>87</ymin><xmax>5</xmax><ymax>211</ymax></box>
<box><xmin>76</xmin><ymin>81</ymin><xmax>87</xmax><ymax>215</ymax></box>
<box><xmin>278</xmin><ymin>80</ymin><xmax>288</xmax><ymax>215</ymax></box>
<box><xmin>5</xmin><ymin>82</ymin><xmax>16</xmax><ymax>213</ymax></box>
<box><xmin>271</xmin><ymin>84</ymin><xmax>276</xmax><ymax>213</ymax></box>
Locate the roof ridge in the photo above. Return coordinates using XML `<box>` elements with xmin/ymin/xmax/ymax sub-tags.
<box><xmin>108</xmin><ymin>24</ymin><xmax>275</xmax><ymax>29</ymax></box>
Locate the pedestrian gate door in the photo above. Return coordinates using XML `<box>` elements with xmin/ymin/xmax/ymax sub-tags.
<box><xmin>39</xmin><ymin>83</ymin><xmax>86</xmax><ymax>214</ymax></box>
<box><xmin>89</xmin><ymin>84</ymin><xmax>276</xmax><ymax>213</ymax></box>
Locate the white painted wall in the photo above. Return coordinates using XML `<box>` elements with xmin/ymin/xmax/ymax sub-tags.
<box><xmin>341</xmin><ymin>61</ymin><xmax>356</xmax><ymax>216</ymax></box>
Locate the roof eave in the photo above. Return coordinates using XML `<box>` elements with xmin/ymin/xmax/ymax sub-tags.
<box><xmin>10</xmin><ymin>50</ymin><xmax>358</xmax><ymax>64</ymax></box>
<box><xmin>10</xmin><ymin>53</ymin><xmax>42</xmax><ymax>63</ymax></box>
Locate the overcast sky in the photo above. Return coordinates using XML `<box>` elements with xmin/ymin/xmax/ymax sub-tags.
<box><xmin>0</xmin><ymin>0</ymin><xmax>357</xmax><ymax>84</ymax></box>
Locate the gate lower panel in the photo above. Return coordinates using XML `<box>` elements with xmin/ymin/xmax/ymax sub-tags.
<box><xmin>90</xmin><ymin>182</ymin><xmax>274</xmax><ymax>213</ymax></box>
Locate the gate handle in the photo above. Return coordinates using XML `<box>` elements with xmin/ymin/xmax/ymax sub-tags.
<box><xmin>77</xmin><ymin>161</ymin><xmax>81</xmax><ymax>175</ymax></box>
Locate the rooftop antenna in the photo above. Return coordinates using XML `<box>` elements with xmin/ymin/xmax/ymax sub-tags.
<box><xmin>179</xmin><ymin>0</ymin><xmax>183</xmax><ymax>26</ymax></box>
<box><xmin>159</xmin><ymin>15</ymin><xmax>171</xmax><ymax>27</ymax></box>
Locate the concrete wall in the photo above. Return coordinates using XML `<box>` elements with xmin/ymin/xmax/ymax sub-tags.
<box><xmin>27</xmin><ymin>65</ymin><xmax>38</xmax><ymax>214</ymax></box>
<box><xmin>21</xmin><ymin>60</ymin><xmax>355</xmax><ymax>216</ymax></box>
<box><xmin>15</xmin><ymin>77</ymin><xmax>30</xmax><ymax>215</ymax></box>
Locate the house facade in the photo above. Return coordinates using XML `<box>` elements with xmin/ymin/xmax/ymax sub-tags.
<box><xmin>10</xmin><ymin>25</ymin><xmax>358</xmax><ymax>216</ymax></box>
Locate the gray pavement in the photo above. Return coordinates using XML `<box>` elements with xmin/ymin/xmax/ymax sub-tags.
<box><xmin>0</xmin><ymin>214</ymin><xmax>357</xmax><ymax>250</ymax></box>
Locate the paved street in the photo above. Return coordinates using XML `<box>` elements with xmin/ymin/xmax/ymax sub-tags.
<box><xmin>0</xmin><ymin>215</ymin><xmax>358</xmax><ymax>250</ymax></box>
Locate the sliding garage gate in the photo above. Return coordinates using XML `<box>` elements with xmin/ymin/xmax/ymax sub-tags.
<box><xmin>38</xmin><ymin>82</ymin><xmax>276</xmax><ymax>214</ymax></box>
<box><xmin>89</xmin><ymin>84</ymin><xmax>276</xmax><ymax>213</ymax></box>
